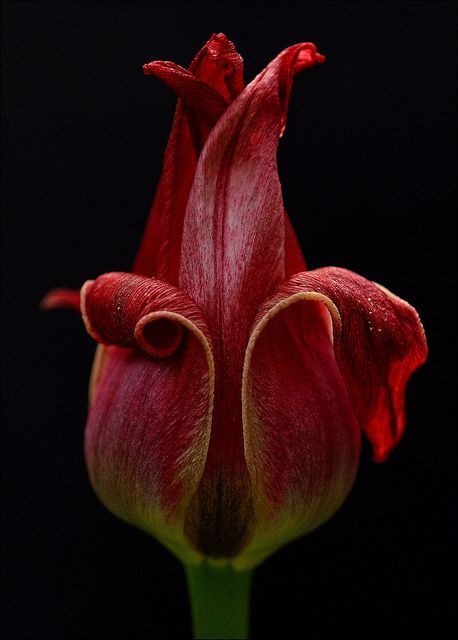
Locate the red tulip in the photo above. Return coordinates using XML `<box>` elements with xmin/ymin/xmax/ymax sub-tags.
<box><xmin>43</xmin><ymin>33</ymin><xmax>427</xmax><ymax>573</ymax></box>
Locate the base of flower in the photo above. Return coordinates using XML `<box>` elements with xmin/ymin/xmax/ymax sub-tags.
<box><xmin>184</xmin><ymin>561</ymin><xmax>253</xmax><ymax>639</ymax></box>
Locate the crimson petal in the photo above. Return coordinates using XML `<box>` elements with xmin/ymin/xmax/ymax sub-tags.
<box><xmin>81</xmin><ymin>272</ymin><xmax>213</xmax><ymax>358</ymax></box>
<box><xmin>179</xmin><ymin>42</ymin><xmax>325</xmax><ymax>472</ymax></box>
<box><xmin>178</xmin><ymin>42</ymin><xmax>325</xmax><ymax>561</ymax></box>
<box><xmin>133</xmin><ymin>33</ymin><xmax>244</xmax><ymax>283</ymax></box>
<box><xmin>142</xmin><ymin>61</ymin><xmax>228</xmax><ymax>151</ymax></box>
<box><xmin>81</xmin><ymin>272</ymin><xmax>215</xmax><ymax>564</ymax></box>
<box><xmin>237</xmin><ymin>267</ymin><xmax>426</xmax><ymax>567</ymax></box>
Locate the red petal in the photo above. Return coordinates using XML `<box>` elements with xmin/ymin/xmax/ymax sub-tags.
<box><xmin>177</xmin><ymin>43</ymin><xmax>324</xmax><ymax>560</ymax></box>
<box><xmin>142</xmin><ymin>61</ymin><xmax>228</xmax><ymax>151</ymax></box>
<box><xmin>83</xmin><ymin>273</ymin><xmax>215</xmax><ymax>563</ymax></box>
<box><xmin>188</xmin><ymin>32</ymin><xmax>245</xmax><ymax>102</ymax></box>
<box><xmin>133</xmin><ymin>33</ymin><xmax>244</xmax><ymax>283</ymax></box>
<box><xmin>179</xmin><ymin>42</ymin><xmax>325</xmax><ymax>474</ymax></box>
<box><xmin>40</xmin><ymin>287</ymin><xmax>81</xmax><ymax>311</ymax></box>
<box><xmin>238</xmin><ymin>294</ymin><xmax>360</xmax><ymax>568</ymax></box>
<box><xmin>251</xmin><ymin>267</ymin><xmax>428</xmax><ymax>464</ymax></box>
<box><xmin>81</xmin><ymin>272</ymin><xmax>213</xmax><ymax>359</ymax></box>
<box><xmin>236</xmin><ymin>268</ymin><xmax>425</xmax><ymax>568</ymax></box>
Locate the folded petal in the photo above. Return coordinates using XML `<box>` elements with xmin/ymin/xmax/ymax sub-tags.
<box><xmin>297</xmin><ymin>267</ymin><xmax>427</xmax><ymax>461</ymax></box>
<box><xmin>239</xmin><ymin>295</ymin><xmax>360</xmax><ymax>568</ymax></box>
<box><xmin>82</xmin><ymin>272</ymin><xmax>215</xmax><ymax>564</ymax></box>
<box><xmin>133</xmin><ymin>33</ymin><xmax>244</xmax><ymax>283</ymax></box>
<box><xmin>81</xmin><ymin>272</ymin><xmax>213</xmax><ymax>358</ymax></box>
<box><xmin>238</xmin><ymin>267</ymin><xmax>426</xmax><ymax>567</ymax></box>
<box><xmin>142</xmin><ymin>61</ymin><xmax>228</xmax><ymax>151</ymax></box>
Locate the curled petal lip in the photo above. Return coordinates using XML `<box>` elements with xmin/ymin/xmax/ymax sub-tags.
<box><xmin>80</xmin><ymin>271</ymin><xmax>215</xmax><ymax>368</ymax></box>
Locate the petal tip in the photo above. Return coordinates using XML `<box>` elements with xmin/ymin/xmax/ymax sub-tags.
<box><xmin>295</xmin><ymin>43</ymin><xmax>326</xmax><ymax>71</ymax></box>
<box><xmin>207</xmin><ymin>32</ymin><xmax>237</xmax><ymax>59</ymax></box>
<box><xmin>142</xmin><ymin>62</ymin><xmax>155</xmax><ymax>75</ymax></box>
<box><xmin>40</xmin><ymin>288</ymin><xmax>81</xmax><ymax>312</ymax></box>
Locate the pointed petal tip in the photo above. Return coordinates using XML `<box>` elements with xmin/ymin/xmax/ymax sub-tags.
<box><xmin>143</xmin><ymin>61</ymin><xmax>163</xmax><ymax>75</ymax></box>
<box><xmin>143</xmin><ymin>60</ymin><xmax>178</xmax><ymax>76</ymax></box>
<box><xmin>210</xmin><ymin>32</ymin><xmax>230</xmax><ymax>43</ymax></box>
<box><xmin>40</xmin><ymin>287</ymin><xmax>81</xmax><ymax>312</ymax></box>
<box><xmin>143</xmin><ymin>33</ymin><xmax>242</xmax><ymax>78</ymax></box>
<box><xmin>293</xmin><ymin>42</ymin><xmax>326</xmax><ymax>71</ymax></box>
<box><xmin>206</xmin><ymin>32</ymin><xmax>238</xmax><ymax>58</ymax></box>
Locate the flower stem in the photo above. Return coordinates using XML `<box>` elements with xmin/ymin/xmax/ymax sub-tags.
<box><xmin>184</xmin><ymin>562</ymin><xmax>253</xmax><ymax>639</ymax></box>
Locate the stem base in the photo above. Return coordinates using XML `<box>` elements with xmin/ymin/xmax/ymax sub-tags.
<box><xmin>185</xmin><ymin>562</ymin><xmax>253</xmax><ymax>639</ymax></box>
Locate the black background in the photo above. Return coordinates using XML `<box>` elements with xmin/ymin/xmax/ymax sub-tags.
<box><xmin>2</xmin><ymin>1</ymin><xmax>456</xmax><ymax>638</ymax></box>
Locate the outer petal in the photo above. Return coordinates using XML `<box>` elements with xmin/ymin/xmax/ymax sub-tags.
<box><xmin>179</xmin><ymin>42</ymin><xmax>325</xmax><ymax>324</ymax></box>
<box><xmin>178</xmin><ymin>43</ymin><xmax>325</xmax><ymax>560</ymax></box>
<box><xmin>133</xmin><ymin>33</ymin><xmax>244</xmax><ymax>282</ymax></box>
<box><xmin>238</xmin><ymin>268</ymin><xmax>426</xmax><ymax>568</ymax></box>
<box><xmin>81</xmin><ymin>273</ymin><xmax>215</xmax><ymax>564</ymax></box>
<box><xmin>263</xmin><ymin>268</ymin><xmax>427</xmax><ymax>461</ymax></box>
<box><xmin>238</xmin><ymin>296</ymin><xmax>360</xmax><ymax>569</ymax></box>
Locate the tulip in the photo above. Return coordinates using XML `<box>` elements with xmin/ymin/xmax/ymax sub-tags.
<box><xmin>43</xmin><ymin>33</ymin><xmax>427</xmax><ymax>639</ymax></box>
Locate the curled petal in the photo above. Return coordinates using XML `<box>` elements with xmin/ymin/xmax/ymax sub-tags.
<box><xmin>83</xmin><ymin>273</ymin><xmax>215</xmax><ymax>564</ymax></box>
<box><xmin>239</xmin><ymin>294</ymin><xmax>360</xmax><ymax>569</ymax></box>
<box><xmin>237</xmin><ymin>268</ymin><xmax>425</xmax><ymax>568</ymax></box>
<box><xmin>249</xmin><ymin>267</ymin><xmax>428</xmax><ymax>465</ymax></box>
<box><xmin>81</xmin><ymin>272</ymin><xmax>213</xmax><ymax>359</ymax></box>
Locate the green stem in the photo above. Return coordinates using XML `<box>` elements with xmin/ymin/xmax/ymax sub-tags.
<box><xmin>184</xmin><ymin>562</ymin><xmax>253</xmax><ymax>639</ymax></box>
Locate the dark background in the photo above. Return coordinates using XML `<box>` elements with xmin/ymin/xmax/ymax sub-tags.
<box><xmin>2</xmin><ymin>1</ymin><xmax>456</xmax><ymax>637</ymax></box>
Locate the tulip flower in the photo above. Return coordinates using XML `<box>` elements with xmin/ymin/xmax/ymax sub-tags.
<box><xmin>42</xmin><ymin>33</ymin><xmax>427</xmax><ymax>639</ymax></box>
